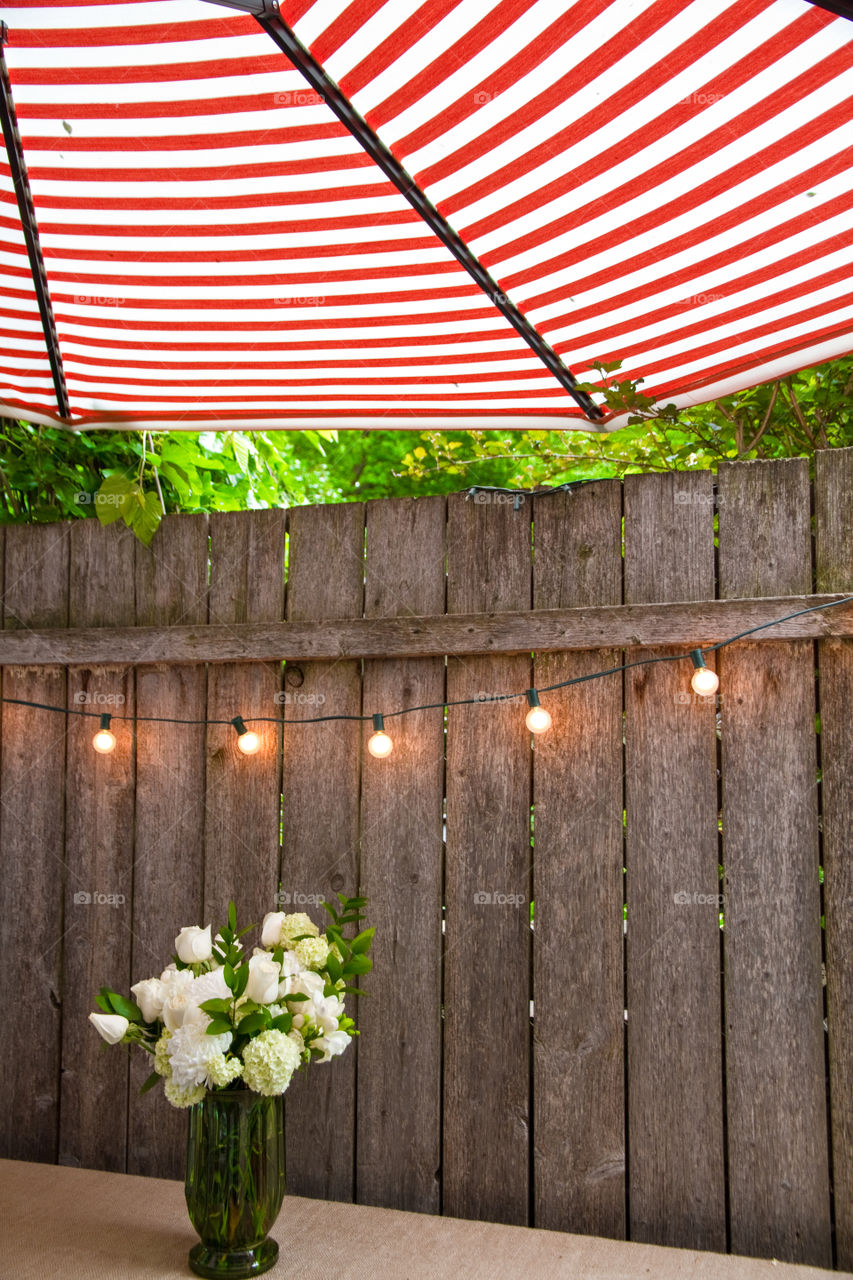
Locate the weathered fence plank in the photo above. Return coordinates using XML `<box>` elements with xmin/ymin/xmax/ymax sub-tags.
<box><xmin>59</xmin><ymin>521</ymin><xmax>137</xmax><ymax>1171</ymax></box>
<box><xmin>357</xmin><ymin>496</ymin><xmax>445</xmax><ymax>1214</ymax></box>
<box><xmin>0</xmin><ymin>525</ymin><xmax>68</xmax><ymax>1163</ymax></box>
<box><xmin>0</xmin><ymin>593</ymin><xmax>850</xmax><ymax>667</ymax></box>
<box><xmin>128</xmin><ymin>513</ymin><xmax>209</xmax><ymax>1179</ymax></box>
<box><xmin>624</xmin><ymin>470</ymin><xmax>726</xmax><ymax>1251</ymax></box>
<box><xmin>282</xmin><ymin>502</ymin><xmax>363</xmax><ymax>1203</ymax></box>
<box><xmin>718</xmin><ymin>458</ymin><xmax>831</xmax><ymax>1266</ymax></box>
<box><xmin>203</xmin><ymin>510</ymin><xmax>284</xmax><ymax>929</ymax></box>
<box><xmin>532</xmin><ymin>481</ymin><xmax>626</xmax><ymax>1238</ymax></box>
<box><xmin>443</xmin><ymin>493</ymin><xmax>531</xmax><ymax>1226</ymax></box>
<box><xmin>815</xmin><ymin>448</ymin><xmax>853</xmax><ymax>1271</ymax></box>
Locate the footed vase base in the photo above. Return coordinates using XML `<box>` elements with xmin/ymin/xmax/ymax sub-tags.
<box><xmin>188</xmin><ymin>1238</ymin><xmax>279</xmax><ymax>1278</ymax></box>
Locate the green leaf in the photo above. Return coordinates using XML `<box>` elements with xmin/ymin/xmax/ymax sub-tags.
<box><xmin>223</xmin><ymin>962</ymin><xmax>236</xmax><ymax>991</ymax></box>
<box><xmin>139</xmin><ymin>1071</ymin><xmax>161</xmax><ymax>1096</ymax></box>
<box><xmin>228</xmin><ymin>901</ymin><xmax>237</xmax><ymax>932</ymax></box>
<box><xmin>236</xmin><ymin>1012</ymin><xmax>267</xmax><ymax>1036</ymax></box>
<box><xmin>342</xmin><ymin>954</ymin><xmax>372</xmax><ymax>975</ymax></box>
<box><xmin>107</xmin><ymin>992</ymin><xmax>143</xmax><ymax>1022</ymax></box>
<box><xmin>324</xmin><ymin>952</ymin><xmax>343</xmax><ymax>983</ymax></box>
<box><xmin>286</xmin><ymin>992</ymin><xmax>309</xmax><ymax>1002</ymax></box>
<box><xmin>349</xmin><ymin>927</ymin><xmax>375</xmax><ymax>955</ymax></box>
<box><xmin>205</xmin><ymin>1018</ymin><xmax>232</xmax><ymax>1036</ymax></box>
<box><xmin>270</xmin><ymin>1012</ymin><xmax>293</xmax><ymax>1034</ymax></box>
<box><xmin>94</xmin><ymin>472</ymin><xmax>135</xmax><ymax>525</ymax></box>
<box><xmin>233</xmin><ymin>964</ymin><xmax>250</xmax><ymax>999</ymax></box>
<box><xmin>124</xmin><ymin>489</ymin><xmax>162</xmax><ymax>546</ymax></box>
<box><xmin>199</xmin><ymin>998</ymin><xmax>232</xmax><ymax>1015</ymax></box>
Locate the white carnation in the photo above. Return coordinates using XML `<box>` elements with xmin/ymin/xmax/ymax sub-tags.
<box><xmin>167</xmin><ymin>1014</ymin><xmax>232</xmax><ymax>1091</ymax></box>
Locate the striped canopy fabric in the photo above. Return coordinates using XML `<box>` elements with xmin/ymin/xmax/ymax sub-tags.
<box><xmin>0</xmin><ymin>0</ymin><xmax>852</xmax><ymax>430</ymax></box>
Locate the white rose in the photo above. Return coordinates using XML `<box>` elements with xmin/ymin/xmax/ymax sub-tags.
<box><xmin>130</xmin><ymin>977</ymin><xmax>164</xmax><ymax>1023</ymax></box>
<box><xmin>246</xmin><ymin>954</ymin><xmax>281</xmax><ymax>1004</ymax></box>
<box><xmin>313</xmin><ymin>1029</ymin><xmax>351</xmax><ymax>1062</ymax></box>
<box><xmin>282</xmin><ymin>970</ymin><xmax>325</xmax><ymax>1001</ymax></box>
<box><xmin>260</xmin><ymin>912</ymin><xmax>286</xmax><ymax>948</ymax></box>
<box><xmin>278</xmin><ymin>950</ymin><xmax>302</xmax><ymax>977</ymax></box>
<box><xmin>88</xmin><ymin>1012</ymin><xmax>129</xmax><ymax>1045</ymax></box>
<box><xmin>175</xmin><ymin>925</ymin><xmax>213</xmax><ymax>964</ymax></box>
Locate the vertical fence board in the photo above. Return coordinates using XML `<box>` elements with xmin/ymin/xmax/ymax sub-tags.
<box><xmin>282</xmin><ymin>502</ymin><xmax>364</xmax><ymax>1202</ymax></box>
<box><xmin>203</xmin><ymin>510</ymin><xmax>284</xmax><ymax>930</ymax></box>
<box><xmin>718</xmin><ymin>458</ymin><xmax>831</xmax><ymax>1266</ymax></box>
<box><xmin>815</xmin><ymin>449</ymin><xmax>853</xmax><ymax>1270</ymax></box>
<box><xmin>531</xmin><ymin>482</ymin><xmax>625</xmax><ymax>1237</ymax></box>
<box><xmin>623</xmin><ymin>471</ymin><xmax>725</xmax><ymax>1251</ymax></box>
<box><xmin>60</xmin><ymin>521</ymin><xmax>136</xmax><ymax>1171</ymax></box>
<box><xmin>357</xmin><ymin>496</ymin><xmax>445</xmax><ymax>1214</ymax></box>
<box><xmin>128</xmin><ymin>513</ymin><xmax>209</xmax><ymax>1179</ymax></box>
<box><xmin>444</xmin><ymin>493</ymin><xmax>531</xmax><ymax>1225</ymax></box>
<box><xmin>1</xmin><ymin>525</ymin><xmax>68</xmax><ymax>1162</ymax></box>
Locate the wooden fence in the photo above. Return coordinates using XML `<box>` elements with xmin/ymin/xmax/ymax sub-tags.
<box><xmin>1</xmin><ymin>452</ymin><xmax>852</xmax><ymax>1269</ymax></box>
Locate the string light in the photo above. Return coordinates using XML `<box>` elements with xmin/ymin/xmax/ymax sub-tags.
<box><xmin>367</xmin><ymin>714</ymin><xmax>393</xmax><ymax>759</ymax></box>
<box><xmin>232</xmin><ymin>716</ymin><xmax>260</xmax><ymax>755</ymax></box>
<box><xmin>0</xmin><ymin>596</ymin><xmax>849</xmax><ymax>758</ymax></box>
<box><xmin>690</xmin><ymin>649</ymin><xmax>720</xmax><ymax>696</ymax></box>
<box><xmin>524</xmin><ymin>689</ymin><xmax>552</xmax><ymax>734</ymax></box>
<box><xmin>92</xmin><ymin>713</ymin><xmax>116</xmax><ymax>754</ymax></box>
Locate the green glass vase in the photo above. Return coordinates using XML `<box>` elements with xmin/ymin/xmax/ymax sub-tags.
<box><xmin>185</xmin><ymin>1089</ymin><xmax>286</xmax><ymax>1278</ymax></box>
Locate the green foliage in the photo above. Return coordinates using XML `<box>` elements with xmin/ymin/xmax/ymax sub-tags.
<box><xmin>2</xmin><ymin>355</ymin><xmax>851</xmax><ymax>534</ymax></box>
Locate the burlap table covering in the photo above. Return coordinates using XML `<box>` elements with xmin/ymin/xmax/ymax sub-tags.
<box><xmin>1</xmin><ymin>1157</ymin><xmax>848</xmax><ymax>1280</ymax></box>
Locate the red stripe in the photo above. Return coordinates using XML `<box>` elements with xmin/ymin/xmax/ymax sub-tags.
<box><xmin>9</xmin><ymin>53</ymin><xmax>289</xmax><ymax>86</ymax></box>
<box><xmin>417</xmin><ymin>0</ymin><xmax>765</xmax><ymax>190</ymax></box>
<box><xmin>503</xmin><ymin>146</ymin><xmax>853</xmax><ymax>301</ymax></box>
<box><xmin>280</xmin><ymin>0</ymin><xmax>315</xmax><ymax>23</ymax></box>
<box><xmin>27</xmin><ymin>153</ymin><xmax>374</xmax><ymax>183</ymax></box>
<box><xmin>339</xmin><ymin>0</ymin><xmax>463</xmax><ymax>99</ymax></box>
<box><xmin>555</xmin><ymin>261</ymin><xmax>853</xmax><ymax>361</ymax></box>
<box><xmin>11</xmin><ymin>19</ymin><xmax>252</xmax><ymax>47</ymax></box>
<box><xmin>56</xmin><ymin>328</ymin><xmax>517</xmax><ymax>351</ymax></box>
<box><xmin>25</xmin><ymin>123</ymin><xmax>350</xmax><ymax>151</ymax></box>
<box><xmin>629</xmin><ymin>318</ymin><xmax>853</xmax><ymax>395</ymax></box>
<box><xmin>477</xmin><ymin>92</ymin><xmax>853</xmax><ymax>269</ymax></box>
<box><xmin>364</xmin><ymin>0</ymin><xmax>533</xmax><ymax>132</ymax></box>
<box><xmin>543</xmin><ymin>231</ymin><xmax>851</xmax><ymax>337</ymax></box>
<box><xmin>43</xmin><ymin>238</ymin><xmax>445</xmax><ymax>263</ymax></box>
<box><xmin>446</xmin><ymin>7</ymin><xmax>827</xmax><ymax>220</ymax></box>
<box><xmin>67</xmin><ymin>365</ymin><xmax>547</xmax><ymax>389</ymax></box>
<box><xmin>310</xmin><ymin>0</ymin><xmax>391</xmax><ymax>64</ymax></box>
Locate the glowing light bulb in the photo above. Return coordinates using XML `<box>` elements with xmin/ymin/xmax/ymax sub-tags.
<box><xmin>368</xmin><ymin>714</ymin><xmax>393</xmax><ymax>758</ymax></box>
<box><xmin>525</xmin><ymin>690</ymin><xmax>552</xmax><ymax>734</ymax></box>
<box><xmin>689</xmin><ymin>649</ymin><xmax>719</xmax><ymax>696</ymax></box>
<box><xmin>92</xmin><ymin>714</ymin><xmax>116</xmax><ymax>754</ymax></box>
<box><xmin>232</xmin><ymin>716</ymin><xmax>260</xmax><ymax>755</ymax></box>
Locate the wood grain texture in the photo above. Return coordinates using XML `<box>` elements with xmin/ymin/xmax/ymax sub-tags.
<box><xmin>59</xmin><ymin>520</ymin><xmax>136</xmax><ymax>1172</ymax></box>
<box><xmin>814</xmin><ymin>448</ymin><xmax>853</xmax><ymax>1270</ymax></box>
<box><xmin>203</xmin><ymin>510</ymin><xmax>284</xmax><ymax>930</ymax></box>
<box><xmin>624</xmin><ymin>470</ymin><xmax>726</xmax><ymax>1251</ymax></box>
<box><xmin>282</xmin><ymin>502</ymin><xmax>363</xmax><ymax>1203</ymax></box>
<box><xmin>718</xmin><ymin>458</ymin><xmax>831</xmax><ymax>1266</ymax></box>
<box><xmin>443</xmin><ymin>493</ymin><xmax>531</xmax><ymax>1226</ymax></box>
<box><xmin>1</xmin><ymin>524</ymin><xmax>68</xmax><ymax>1164</ymax></box>
<box><xmin>357</xmin><ymin>497</ymin><xmax>445</xmax><ymax>1214</ymax></box>
<box><xmin>0</xmin><ymin>594</ymin><xmax>850</xmax><ymax>667</ymax></box>
<box><xmin>531</xmin><ymin>482</ymin><xmax>625</xmax><ymax>1237</ymax></box>
<box><xmin>128</xmin><ymin>514</ymin><xmax>209</xmax><ymax>1179</ymax></box>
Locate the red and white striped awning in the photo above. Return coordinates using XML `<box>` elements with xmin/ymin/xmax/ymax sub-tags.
<box><xmin>1</xmin><ymin>0</ymin><xmax>852</xmax><ymax>430</ymax></box>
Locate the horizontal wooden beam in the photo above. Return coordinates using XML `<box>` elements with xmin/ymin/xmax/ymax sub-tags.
<box><xmin>0</xmin><ymin>594</ymin><xmax>851</xmax><ymax>668</ymax></box>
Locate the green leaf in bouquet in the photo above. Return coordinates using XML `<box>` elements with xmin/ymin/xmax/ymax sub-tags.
<box><xmin>205</xmin><ymin>1018</ymin><xmax>232</xmax><ymax>1036</ymax></box>
<box><xmin>339</xmin><ymin>986</ymin><xmax>369</xmax><ymax>997</ymax></box>
<box><xmin>349</xmin><ymin>927</ymin><xmax>375</xmax><ymax>955</ymax></box>
<box><xmin>235</xmin><ymin>1012</ymin><xmax>267</xmax><ymax>1037</ymax></box>
<box><xmin>272</xmin><ymin>946</ymin><xmax>284</xmax><ymax>966</ymax></box>
<box><xmin>324</xmin><ymin>952</ymin><xmax>343</xmax><ymax>983</ymax></box>
<box><xmin>223</xmin><ymin>962</ymin><xmax>236</xmax><ymax>991</ymax></box>
<box><xmin>199</xmin><ymin>998</ymin><xmax>232</xmax><ymax>1016</ymax></box>
<box><xmin>343</xmin><ymin>954</ymin><xmax>372</xmax><ymax>975</ymax></box>
<box><xmin>234</xmin><ymin>923</ymin><xmax>257</xmax><ymax>939</ymax></box>
<box><xmin>286</xmin><ymin>992</ymin><xmax>309</xmax><ymax>1002</ymax></box>
<box><xmin>95</xmin><ymin>994</ymin><xmax>112</xmax><ymax>1014</ymax></box>
<box><xmin>107</xmin><ymin>992</ymin><xmax>143</xmax><ymax>1022</ymax></box>
<box><xmin>139</xmin><ymin>1071</ymin><xmax>161</xmax><ymax>1096</ymax></box>
<box><xmin>211</xmin><ymin>948</ymin><xmax>226</xmax><ymax>964</ymax></box>
<box><xmin>270</xmin><ymin>1012</ymin><xmax>292</xmax><ymax>1034</ymax></box>
<box><xmin>228</xmin><ymin>900</ymin><xmax>237</xmax><ymax>932</ymax></box>
<box><xmin>233</xmin><ymin>964</ymin><xmax>250</xmax><ymax>998</ymax></box>
<box><xmin>320</xmin><ymin>900</ymin><xmax>339</xmax><ymax>923</ymax></box>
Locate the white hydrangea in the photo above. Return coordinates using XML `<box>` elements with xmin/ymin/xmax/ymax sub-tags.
<box><xmin>164</xmin><ymin>1079</ymin><xmax>206</xmax><ymax>1109</ymax></box>
<box><xmin>205</xmin><ymin>1053</ymin><xmax>243</xmax><ymax>1089</ymax></box>
<box><xmin>241</xmin><ymin>1030</ymin><xmax>302</xmax><ymax>1096</ymax></box>
<box><xmin>294</xmin><ymin>935</ymin><xmax>330</xmax><ymax>971</ymax></box>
